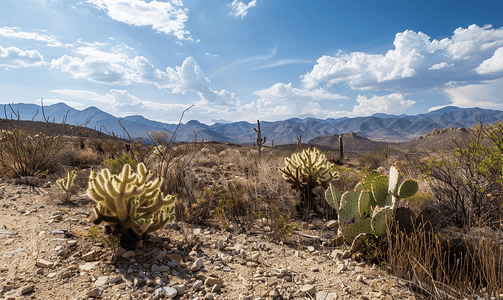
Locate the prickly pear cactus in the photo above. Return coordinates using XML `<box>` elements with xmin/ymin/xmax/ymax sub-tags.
<box><xmin>88</xmin><ymin>163</ymin><xmax>176</xmax><ymax>239</ymax></box>
<box><xmin>325</xmin><ymin>166</ymin><xmax>419</xmax><ymax>243</ymax></box>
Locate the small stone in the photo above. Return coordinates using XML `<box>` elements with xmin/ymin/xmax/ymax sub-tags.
<box><xmin>116</xmin><ymin>247</ymin><xmax>127</xmax><ymax>257</ymax></box>
<box><xmin>66</xmin><ymin>240</ymin><xmax>78</xmax><ymax>246</ymax></box>
<box><xmin>327</xmin><ymin>220</ymin><xmax>339</xmax><ymax>229</ymax></box>
<box><xmin>36</xmin><ymin>259</ymin><xmax>54</xmax><ymax>268</ymax></box>
<box><xmin>94</xmin><ymin>276</ymin><xmax>109</xmax><ymax>287</ymax></box>
<box><xmin>193</xmin><ymin>228</ymin><xmax>201</xmax><ymax>235</ymax></box>
<box><xmin>121</xmin><ymin>250</ymin><xmax>135</xmax><ymax>259</ymax></box>
<box><xmin>145</xmin><ymin>277</ymin><xmax>155</xmax><ymax>286</ymax></box>
<box><xmin>300</xmin><ymin>284</ymin><xmax>316</xmax><ymax>295</ymax></box>
<box><xmin>307</xmin><ymin>246</ymin><xmax>315</xmax><ymax>252</ymax></box>
<box><xmin>316</xmin><ymin>291</ymin><xmax>338</xmax><ymax>300</ymax></box>
<box><xmin>82</xmin><ymin>250</ymin><xmax>97</xmax><ymax>262</ymax></box>
<box><xmin>161</xmin><ymin>286</ymin><xmax>178</xmax><ymax>298</ymax></box>
<box><xmin>151</xmin><ymin>264</ymin><xmax>169</xmax><ymax>272</ymax></box>
<box><xmin>52</xmin><ymin>229</ymin><xmax>67</xmax><ymax>234</ymax></box>
<box><xmin>190</xmin><ymin>258</ymin><xmax>203</xmax><ymax>272</ymax></box>
<box><xmin>310</xmin><ymin>267</ymin><xmax>319</xmax><ymax>272</ymax></box>
<box><xmin>153</xmin><ymin>249</ymin><xmax>168</xmax><ymax>261</ymax></box>
<box><xmin>173</xmin><ymin>284</ymin><xmax>186</xmax><ymax>295</ymax></box>
<box><xmin>133</xmin><ymin>277</ymin><xmax>143</xmax><ymax>287</ymax></box>
<box><xmin>86</xmin><ymin>287</ymin><xmax>103</xmax><ymax>298</ymax></box>
<box><xmin>49</xmin><ymin>215</ymin><xmax>64</xmax><ymax>221</ymax></box>
<box><xmin>205</xmin><ymin>293</ymin><xmax>215</xmax><ymax>300</ymax></box>
<box><xmin>79</xmin><ymin>261</ymin><xmax>100</xmax><ymax>271</ymax></box>
<box><xmin>355</xmin><ymin>266</ymin><xmax>365</xmax><ymax>273</ymax></box>
<box><xmin>217</xmin><ymin>239</ymin><xmax>224</xmax><ymax>250</ymax></box>
<box><xmin>356</xmin><ymin>275</ymin><xmax>364</xmax><ymax>283</ymax></box>
<box><xmin>110</xmin><ymin>275</ymin><xmax>124</xmax><ymax>284</ymax></box>
<box><xmin>211</xmin><ymin>284</ymin><xmax>221</xmax><ymax>293</ymax></box>
<box><xmin>167</xmin><ymin>260</ymin><xmax>178</xmax><ymax>268</ymax></box>
<box><xmin>205</xmin><ymin>277</ymin><xmax>224</xmax><ymax>286</ymax></box>
<box><xmin>193</xmin><ymin>280</ymin><xmax>204</xmax><ymax>291</ymax></box>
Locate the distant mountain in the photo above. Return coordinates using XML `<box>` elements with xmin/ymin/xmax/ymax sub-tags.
<box><xmin>2</xmin><ymin>103</ymin><xmax>503</xmax><ymax>144</ymax></box>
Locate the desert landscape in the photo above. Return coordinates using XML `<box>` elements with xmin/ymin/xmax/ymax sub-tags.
<box><xmin>0</xmin><ymin>108</ymin><xmax>502</xmax><ymax>300</ymax></box>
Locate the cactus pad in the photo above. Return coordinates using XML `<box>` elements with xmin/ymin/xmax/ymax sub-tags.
<box><xmin>416</xmin><ymin>208</ymin><xmax>441</xmax><ymax>232</ymax></box>
<box><xmin>358</xmin><ymin>191</ymin><xmax>371</xmax><ymax>218</ymax></box>
<box><xmin>371</xmin><ymin>206</ymin><xmax>393</xmax><ymax>236</ymax></box>
<box><xmin>339</xmin><ymin>191</ymin><xmax>360</xmax><ymax>223</ymax></box>
<box><xmin>371</xmin><ymin>175</ymin><xmax>389</xmax><ymax>206</ymax></box>
<box><xmin>398</xmin><ymin>180</ymin><xmax>419</xmax><ymax>198</ymax></box>
<box><xmin>388</xmin><ymin>166</ymin><xmax>401</xmax><ymax>195</ymax></box>
<box><xmin>394</xmin><ymin>207</ymin><xmax>416</xmax><ymax>235</ymax></box>
<box><xmin>325</xmin><ymin>183</ymin><xmax>342</xmax><ymax>213</ymax></box>
<box><xmin>354</xmin><ymin>182</ymin><xmax>365</xmax><ymax>193</ymax></box>
<box><xmin>340</xmin><ymin>217</ymin><xmax>372</xmax><ymax>244</ymax></box>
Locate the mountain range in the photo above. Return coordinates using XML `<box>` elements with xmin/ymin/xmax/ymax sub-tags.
<box><xmin>2</xmin><ymin>103</ymin><xmax>503</xmax><ymax>144</ymax></box>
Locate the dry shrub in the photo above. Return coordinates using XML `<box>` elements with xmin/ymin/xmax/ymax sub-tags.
<box><xmin>387</xmin><ymin>223</ymin><xmax>503</xmax><ymax>299</ymax></box>
<box><xmin>357</xmin><ymin>151</ymin><xmax>387</xmax><ymax>170</ymax></box>
<box><xmin>60</xmin><ymin>147</ymin><xmax>103</xmax><ymax>168</ymax></box>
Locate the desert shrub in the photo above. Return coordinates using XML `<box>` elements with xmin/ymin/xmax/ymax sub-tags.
<box><xmin>0</xmin><ymin>103</ymin><xmax>68</xmax><ymax>176</ymax></box>
<box><xmin>61</xmin><ymin>147</ymin><xmax>102</xmax><ymax>168</ymax></box>
<box><xmin>420</xmin><ymin>121</ymin><xmax>503</xmax><ymax>228</ymax></box>
<box><xmin>357</xmin><ymin>151</ymin><xmax>387</xmax><ymax>170</ymax></box>
<box><xmin>387</xmin><ymin>223</ymin><xmax>503</xmax><ymax>299</ymax></box>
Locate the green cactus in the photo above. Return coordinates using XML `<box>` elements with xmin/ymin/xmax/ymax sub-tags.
<box><xmin>57</xmin><ymin>169</ymin><xmax>77</xmax><ymax>192</ymax></box>
<box><xmin>325</xmin><ymin>166</ymin><xmax>419</xmax><ymax>243</ymax></box>
<box><xmin>57</xmin><ymin>169</ymin><xmax>77</xmax><ymax>202</ymax></box>
<box><xmin>88</xmin><ymin>163</ymin><xmax>176</xmax><ymax>239</ymax></box>
<box><xmin>279</xmin><ymin>147</ymin><xmax>339</xmax><ymax>216</ymax></box>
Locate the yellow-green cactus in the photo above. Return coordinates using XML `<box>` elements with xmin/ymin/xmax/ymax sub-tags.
<box><xmin>279</xmin><ymin>147</ymin><xmax>338</xmax><ymax>191</ymax></box>
<box><xmin>57</xmin><ymin>169</ymin><xmax>77</xmax><ymax>192</ymax></box>
<box><xmin>88</xmin><ymin>163</ymin><xmax>175</xmax><ymax>238</ymax></box>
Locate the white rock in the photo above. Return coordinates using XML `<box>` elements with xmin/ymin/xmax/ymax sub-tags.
<box><xmin>151</xmin><ymin>264</ymin><xmax>169</xmax><ymax>272</ymax></box>
<box><xmin>161</xmin><ymin>286</ymin><xmax>178</xmax><ymax>298</ymax></box>
<box><xmin>300</xmin><ymin>284</ymin><xmax>316</xmax><ymax>295</ymax></box>
<box><xmin>190</xmin><ymin>258</ymin><xmax>203</xmax><ymax>272</ymax></box>
<box><xmin>94</xmin><ymin>276</ymin><xmax>109</xmax><ymax>287</ymax></box>
<box><xmin>82</xmin><ymin>250</ymin><xmax>97</xmax><ymax>262</ymax></box>
<box><xmin>86</xmin><ymin>287</ymin><xmax>103</xmax><ymax>298</ymax></box>
<box><xmin>36</xmin><ymin>259</ymin><xmax>54</xmax><ymax>268</ymax></box>
<box><xmin>153</xmin><ymin>250</ymin><xmax>167</xmax><ymax>262</ymax></box>
<box><xmin>79</xmin><ymin>261</ymin><xmax>100</xmax><ymax>271</ymax></box>
<box><xmin>316</xmin><ymin>291</ymin><xmax>338</xmax><ymax>300</ymax></box>
<box><xmin>173</xmin><ymin>284</ymin><xmax>186</xmax><ymax>295</ymax></box>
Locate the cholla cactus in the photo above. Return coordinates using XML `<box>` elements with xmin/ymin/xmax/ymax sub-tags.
<box><xmin>57</xmin><ymin>169</ymin><xmax>77</xmax><ymax>192</ymax></box>
<box><xmin>326</xmin><ymin>166</ymin><xmax>419</xmax><ymax>243</ymax></box>
<box><xmin>280</xmin><ymin>148</ymin><xmax>339</xmax><ymax>214</ymax></box>
<box><xmin>57</xmin><ymin>169</ymin><xmax>77</xmax><ymax>201</ymax></box>
<box><xmin>88</xmin><ymin>163</ymin><xmax>176</xmax><ymax>238</ymax></box>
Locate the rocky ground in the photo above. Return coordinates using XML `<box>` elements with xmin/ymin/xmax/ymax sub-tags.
<box><xmin>0</xmin><ymin>175</ymin><xmax>429</xmax><ymax>300</ymax></box>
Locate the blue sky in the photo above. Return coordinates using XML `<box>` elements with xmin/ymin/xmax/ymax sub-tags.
<box><xmin>1</xmin><ymin>0</ymin><xmax>503</xmax><ymax>124</ymax></box>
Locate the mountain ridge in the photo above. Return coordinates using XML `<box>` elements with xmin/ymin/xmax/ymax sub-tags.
<box><xmin>2</xmin><ymin>102</ymin><xmax>503</xmax><ymax>144</ymax></box>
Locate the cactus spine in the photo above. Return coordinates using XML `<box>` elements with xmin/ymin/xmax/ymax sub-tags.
<box><xmin>325</xmin><ymin>166</ymin><xmax>419</xmax><ymax>243</ymax></box>
<box><xmin>254</xmin><ymin>120</ymin><xmax>266</xmax><ymax>158</ymax></box>
<box><xmin>88</xmin><ymin>163</ymin><xmax>176</xmax><ymax>238</ymax></box>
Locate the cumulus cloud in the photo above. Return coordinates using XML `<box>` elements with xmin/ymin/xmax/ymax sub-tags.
<box><xmin>301</xmin><ymin>24</ymin><xmax>503</xmax><ymax>93</ymax></box>
<box><xmin>51</xmin><ymin>45</ymin><xmax>238</xmax><ymax>106</ymax></box>
<box><xmin>0</xmin><ymin>27</ymin><xmax>63</xmax><ymax>47</ymax></box>
<box><xmin>87</xmin><ymin>0</ymin><xmax>191</xmax><ymax>40</ymax></box>
<box><xmin>228</xmin><ymin>0</ymin><xmax>257</xmax><ymax>19</ymax></box>
<box><xmin>240</xmin><ymin>83</ymin><xmax>348</xmax><ymax>120</ymax></box>
<box><xmin>352</xmin><ymin>93</ymin><xmax>416</xmax><ymax>116</ymax></box>
<box><xmin>0</xmin><ymin>45</ymin><xmax>46</xmax><ymax>68</ymax></box>
<box><xmin>475</xmin><ymin>46</ymin><xmax>503</xmax><ymax>74</ymax></box>
<box><xmin>431</xmin><ymin>77</ymin><xmax>503</xmax><ymax>111</ymax></box>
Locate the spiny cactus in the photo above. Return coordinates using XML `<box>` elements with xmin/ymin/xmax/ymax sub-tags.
<box><xmin>254</xmin><ymin>120</ymin><xmax>266</xmax><ymax>158</ymax></box>
<box><xmin>280</xmin><ymin>148</ymin><xmax>339</xmax><ymax>216</ymax></box>
<box><xmin>325</xmin><ymin>165</ymin><xmax>419</xmax><ymax>243</ymax></box>
<box><xmin>57</xmin><ymin>169</ymin><xmax>77</xmax><ymax>202</ymax></box>
<box><xmin>88</xmin><ymin>163</ymin><xmax>176</xmax><ymax>239</ymax></box>
<box><xmin>57</xmin><ymin>169</ymin><xmax>77</xmax><ymax>193</ymax></box>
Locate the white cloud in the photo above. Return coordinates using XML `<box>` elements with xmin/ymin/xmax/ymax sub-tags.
<box><xmin>475</xmin><ymin>46</ymin><xmax>503</xmax><ymax>74</ymax></box>
<box><xmin>52</xmin><ymin>45</ymin><xmax>238</xmax><ymax>106</ymax></box>
<box><xmin>228</xmin><ymin>0</ymin><xmax>256</xmax><ymax>19</ymax></box>
<box><xmin>429</xmin><ymin>62</ymin><xmax>452</xmax><ymax>70</ymax></box>
<box><xmin>51</xmin><ymin>54</ymin><xmax>130</xmax><ymax>85</ymax></box>
<box><xmin>240</xmin><ymin>83</ymin><xmax>348</xmax><ymax>120</ymax></box>
<box><xmin>431</xmin><ymin>77</ymin><xmax>503</xmax><ymax>111</ymax></box>
<box><xmin>0</xmin><ymin>45</ymin><xmax>46</xmax><ymax>68</ymax></box>
<box><xmin>301</xmin><ymin>24</ymin><xmax>503</xmax><ymax>93</ymax></box>
<box><xmin>0</xmin><ymin>27</ymin><xmax>63</xmax><ymax>47</ymax></box>
<box><xmin>87</xmin><ymin>0</ymin><xmax>191</xmax><ymax>40</ymax></box>
<box><xmin>351</xmin><ymin>94</ymin><xmax>415</xmax><ymax>116</ymax></box>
